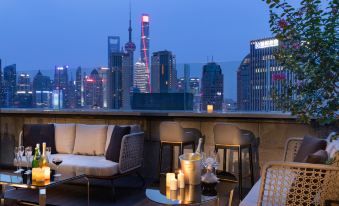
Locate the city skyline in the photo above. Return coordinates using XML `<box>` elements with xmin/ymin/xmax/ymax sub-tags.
<box><xmin>0</xmin><ymin>0</ymin><xmax>272</xmax><ymax>69</ymax></box>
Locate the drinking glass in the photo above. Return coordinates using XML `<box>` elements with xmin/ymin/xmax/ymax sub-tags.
<box><xmin>24</xmin><ymin>146</ymin><xmax>32</xmax><ymax>174</ymax></box>
<box><xmin>209</xmin><ymin>150</ymin><xmax>220</xmax><ymax>173</ymax></box>
<box><xmin>46</xmin><ymin>147</ymin><xmax>52</xmax><ymax>163</ymax></box>
<box><xmin>14</xmin><ymin>146</ymin><xmax>20</xmax><ymax>173</ymax></box>
<box><xmin>18</xmin><ymin>146</ymin><xmax>25</xmax><ymax>171</ymax></box>
<box><xmin>52</xmin><ymin>158</ymin><xmax>63</xmax><ymax>177</ymax></box>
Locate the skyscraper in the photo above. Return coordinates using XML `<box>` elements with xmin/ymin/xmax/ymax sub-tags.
<box><xmin>16</xmin><ymin>73</ymin><xmax>33</xmax><ymax>108</ymax></box>
<box><xmin>189</xmin><ymin>77</ymin><xmax>201</xmax><ymax>111</ymax></box>
<box><xmin>140</xmin><ymin>14</ymin><xmax>151</xmax><ymax>92</ymax></box>
<box><xmin>109</xmin><ymin>51</ymin><xmax>124</xmax><ymax>109</ymax></box>
<box><xmin>201</xmin><ymin>62</ymin><xmax>224</xmax><ymax>111</ymax></box>
<box><xmin>84</xmin><ymin>69</ymin><xmax>103</xmax><ymax>108</ymax></box>
<box><xmin>122</xmin><ymin>7</ymin><xmax>136</xmax><ymax>110</ymax></box>
<box><xmin>237</xmin><ymin>54</ymin><xmax>250</xmax><ymax>111</ymax></box>
<box><xmin>249</xmin><ymin>38</ymin><xmax>290</xmax><ymax>111</ymax></box>
<box><xmin>98</xmin><ymin>67</ymin><xmax>109</xmax><ymax>108</ymax></box>
<box><xmin>0</xmin><ymin>59</ymin><xmax>3</xmax><ymax>107</ymax></box>
<box><xmin>3</xmin><ymin>64</ymin><xmax>17</xmax><ymax>107</ymax></box>
<box><xmin>75</xmin><ymin>67</ymin><xmax>84</xmax><ymax>108</ymax></box>
<box><xmin>151</xmin><ymin>50</ymin><xmax>177</xmax><ymax>93</ymax></box>
<box><xmin>53</xmin><ymin>65</ymin><xmax>69</xmax><ymax>109</ymax></box>
<box><xmin>108</xmin><ymin>36</ymin><xmax>120</xmax><ymax>54</ymax></box>
<box><xmin>33</xmin><ymin>70</ymin><xmax>52</xmax><ymax>108</ymax></box>
<box><xmin>134</xmin><ymin>59</ymin><xmax>150</xmax><ymax>93</ymax></box>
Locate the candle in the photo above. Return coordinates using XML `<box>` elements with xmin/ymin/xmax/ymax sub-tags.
<box><xmin>170</xmin><ymin>178</ymin><xmax>178</xmax><ymax>190</ymax></box>
<box><xmin>178</xmin><ymin>170</ymin><xmax>185</xmax><ymax>188</ymax></box>
<box><xmin>43</xmin><ymin>167</ymin><xmax>51</xmax><ymax>180</ymax></box>
<box><xmin>166</xmin><ymin>173</ymin><xmax>175</xmax><ymax>187</ymax></box>
<box><xmin>207</xmin><ymin>105</ymin><xmax>213</xmax><ymax>113</ymax></box>
<box><xmin>32</xmin><ymin>168</ymin><xmax>45</xmax><ymax>182</ymax></box>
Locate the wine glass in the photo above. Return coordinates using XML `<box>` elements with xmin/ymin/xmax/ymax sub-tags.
<box><xmin>24</xmin><ymin>146</ymin><xmax>32</xmax><ymax>174</ymax></box>
<box><xmin>18</xmin><ymin>146</ymin><xmax>25</xmax><ymax>172</ymax></box>
<box><xmin>14</xmin><ymin>146</ymin><xmax>20</xmax><ymax>173</ymax></box>
<box><xmin>46</xmin><ymin>147</ymin><xmax>51</xmax><ymax>163</ymax></box>
<box><xmin>52</xmin><ymin>158</ymin><xmax>63</xmax><ymax>177</ymax></box>
<box><xmin>209</xmin><ymin>150</ymin><xmax>220</xmax><ymax>173</ymax></box>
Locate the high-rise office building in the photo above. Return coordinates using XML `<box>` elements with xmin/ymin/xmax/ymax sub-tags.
<box><xmin>0</xmin><ymin>59</ymin><xmax>3</xmax><ymax>107</ymax></box>
<box><xmin>134</xmin><ymin>59</ymin><xmax>150</xmax><ymax>93</ymax></box>
<box><xmin>108</xmin><ymin>36</ymin><xmax>120</xmax><ymax>54</ymax></box>
<box><xmin>237</xmin><ymin>54</ymin><xmax>251</xmax><ymax>111</ymax></box>
<box><xmin>16</xmin><ymin>73</ymin><xmax>33</xmax><ymax>108</ymax></box>
<box><xmin>98</xmin><ymin>67</ymin><xmax>109</xmax><ymax>108</ymax></box>
<box><xmin>33</xmin><ymin>70</ymin><xmax>52</xmax><ymax>108</ymax></box>
<box><xmin>189</xmin><ymin>77</ymin><xmax>201</xmax><ymax>111</ymax></box>
<box><xmin>249</xmin><ymin>38</ymin><xmax>291</xmax><ymax>111</ymax></box>
<box><xmin>151</xmin><ymin>50</ymin><xmax>177</xmax><ymax>93</ymax></box>
<box><xmin>122</xmin><ymin>8</ymin><xmax>136</xmax><ymax>110</ymax></box>
<box><xmin>140</xmin><ymin>14</ymin><xmax>151</xmax><ymax>92</ymax></box>
<box><xmin>84</xmin><ymin>69</ymin><xmax>103</xmax><ymax>108</ymax></box>
<box><xmin>3</xmin><ymin>64</ymin><xmax>17</xmax><ymax>107</ymax></box>
<box><xmin>67</xmin><ymin>77</ymin><xmax>76</xmax><ymax>109</ymax></box>
<box><xmin>53</xmin><ymin>66</ymin><xmax>69</xmax><ymax>109</ymax></box>
<box><xmin>201</xmin><ymin>62</ymin><xmax>224</xmax><ymax>111</ymax></box>
<box><xmin>75</xmin><ymin>67</ymin><xmax>83</xmax><ymax>108</ymax></box>
<box><xmin>109</xmin><ymin>51</ymin><xmax>124</xmax><ymax>109</ymax></box>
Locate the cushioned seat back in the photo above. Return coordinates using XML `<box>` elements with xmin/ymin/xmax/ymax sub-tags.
<box><xmin>23</xmin><ymin>124</ymin><xmax>57</xmax><ymax>154</ymax></box>
<box><xmin>213</xmin><ymin>123</ymin><xmax>243</xmax><ymax>145</ymax></box>
<box><xmin>159</xmin><ymin>121</ymin><xmax>184</xmax><ymax>142</ymax></box>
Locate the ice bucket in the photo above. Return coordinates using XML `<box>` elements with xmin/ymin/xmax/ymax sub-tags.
<box><xmin>179</xmin><ymin>153</ymin><xmax>201</xmax><ymax>185</ymax></box>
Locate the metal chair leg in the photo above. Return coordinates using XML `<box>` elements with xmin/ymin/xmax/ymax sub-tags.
<box><xmin>159</xmin><ymin>142</ymin><xmax>163</xmax><ymax>176</ymax></box>
<box><xmin>238</xmin><ymin>146</ymin><xmax>243</xmax><ymax>200</ymax></box>
<box><xmin>170</xmin><ymin>145</ymin><xmax>174</xmax><ymax>172</ymax></box>
<box><xmin>223</xmin><ymin>148</ymin><xmax>227</xmax><ymax>172</ymax></box>
<box><xmin>249</xmin><ymin>145</ymin><xmax>254</xmax><ymax>186</ymax></box>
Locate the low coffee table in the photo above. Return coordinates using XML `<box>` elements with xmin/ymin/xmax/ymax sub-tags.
<box><xmin>146</xmin><ymin>172</ymin><xmax>237</xmax><ymax>206</ymax></box>
<box><xmin>0</xmin><ymin>170</ymin><xmax>89</xmax><ymax>206</ymax></box>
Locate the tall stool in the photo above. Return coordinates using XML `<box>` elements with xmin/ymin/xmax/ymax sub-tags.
<box><xmin>213</xmin><ymin>123</ymin><xmax>255</xmax><ymax>200</ymax></box>
<box><xmin>159</xmin><ymin>122</ymin><xmax>196</xmax><ymax>174</ymax></box>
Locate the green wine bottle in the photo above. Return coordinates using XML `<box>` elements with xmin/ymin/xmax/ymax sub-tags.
<box><xmin>32</xmin><ymin>144</ymin><xmax>41</xmax><ymax>168</ymax></box>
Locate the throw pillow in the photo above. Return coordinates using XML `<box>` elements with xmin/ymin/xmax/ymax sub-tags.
<box><xmin>23</xmin><ymin>124</ymin><xmax>56</xmax><ymax>154</ymax></box>
<box><xmin>54</xmin><ymin>123</ymin><xmax>76</xmax><ymax>154</ymax></box>
<box><xmin>105</xmin><ymin>126</ymin><xmax>131</xmax><ymax>162</ymax></box>
<box><xmin>294</xmin><ymin>136</ymin><xmax>327</xmax><ymax>162</ymax></box>
<box><xmin>304</xmin><ymin>150</ymin><xmax>328</xmax><ymax>164</ymax></box>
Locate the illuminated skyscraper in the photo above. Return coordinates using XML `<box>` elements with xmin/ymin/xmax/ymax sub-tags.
<box><xmin>16</xmin><ymin>73</ymin><xmax>33</xmax><ymax>108</ymax></box>
<box><xmin>75</xmin><ymin>67</ymin><xmax>84</xmax><ymax>108</ymax></box>
<box><xmin>33</xmin><ymin>70</ymin><xmax>52</xmax><ymax>108</ymax></box>
<box><xmin>84</xmin><ymin>69</ymin><xmax>103</xmax><ymax>108</ymax></box>
<box><xmin>134</xmin><ymin>59</ymin><xmax>149</xmax><ymax>93</ymax></box>
<box><xmin>109</xmin><ymin>52</ymin><xmax>124</xmax><ymax>109</ymax></box>
<box><xmin>0</xmin><ymin>59</ymin><xmax>3</xmax><ymax>107</ymax></box>
<box><xmin>122</xmin><ymin>7</ymin><xmax>136</xmax><ymax>109</ymax></box>
<box><xmin>53</xmin><ymin>65</ymin><xmax>69</xmax><ymax>109</ymax></box>
<box><xmin>249</xmin><ymin>37</ymin><xmax>291</xmax><ymax>111</ymax></box>
<box><xmin>98</xmin><ymin>67</ymin><xmax>109</xmax><ymax>108</ymax></box>
<box><xmin>140</xmin><ymin>14</ymin><xmax>151</xmax><ymax>92</ymax></box>
<box><xmin>108</xmin><ymin>36</ymin><xmax>120</xmax><ymax>54</ymax></box>
<box><xmin>201</xmin><ymin>62</ymin><xmax>224</xmax><ymax>111</ymax></box>
<box><xmin>237</xmin><ymin>54</ymin><xmax>250</xmax><ymax>111</ymax></box>
<box><xmin>3</xmin><ymin>64</ymin><xmax>16</xmax><ymax>107</ymax></box>
<box><xmin>151</xmin><ymin>50</ymin><xmax>177</xmax><ymax>93</ymax></box>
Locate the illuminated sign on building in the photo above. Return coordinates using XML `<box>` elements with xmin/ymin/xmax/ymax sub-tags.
<box><xmin>142</xmin><ymin>15</ymin><xmax>149</xmax><ymax>22</ymax></box>
<box><xmin>254</xmin><ymin>39</ymin><xmax>279</xmax><ymax>49</ymax></box>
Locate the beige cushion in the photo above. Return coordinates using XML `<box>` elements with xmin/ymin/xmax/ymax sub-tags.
<box><xmin>73</xmin><ymin>124</ymin><xmax>108</xmax><ymax>156</ymax></box>
<box><xmin>49</xmin><ymin>154</ymin><xmax>118</xmax><ymax>176</ymax></box>
<box><xmin>54</xmin><ymin>123</ymin><xmax>76</xmax><ymax>154</ymax></box>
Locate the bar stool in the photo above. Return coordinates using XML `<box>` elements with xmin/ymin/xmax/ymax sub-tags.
<box><xmin>213</xmin><ymin>123</ymin><xmax>255</xmax><ymax>200</ymax></box>
<box><xmin>159</xmin><ymin>122</ymin><xmax>196</xmax><ymax>174</ymax></box>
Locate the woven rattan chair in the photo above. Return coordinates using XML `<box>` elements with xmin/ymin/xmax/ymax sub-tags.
<box><xmin>256</xmin><ymin>138</ymin><xmax>339</xmax><ymax>206</ymax></box>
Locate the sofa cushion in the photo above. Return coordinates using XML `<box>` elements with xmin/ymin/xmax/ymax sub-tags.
<box><xmin>294</xmin><ymin>136</ymin><xmax>327</xmax><ymax>162</ymax></box>
<box><xmin>49</xmin><ymin>154</ymin><xmax>118</xmax><ymax>176</ymax></box>
<box><xmin>105</xmin><ymin>124</ymin><xmax>140</xmax><ymax>154</ymax></box>
<box><xmin>304</xmin><ymin>150</ymin><xmax>328</xmax><ymax>164</ymax></box>
<box><xmin>73</xmin><ymin>124</ymin><xmax>108</xmax><ymax>156</ymax></box>
<box><xmin>54</xmin><ymin>123</ymin><xmax>76</xmax><ymax>154</ymax></box>
<box><xmin>23</xmin><ymin>124</ymin><xmax>56</xmax><ymax>154</ymax></box>
<box><xmin>105</xmin><ymin>126</ymin><xmax>131</xmax><ymax>162</ymax></box>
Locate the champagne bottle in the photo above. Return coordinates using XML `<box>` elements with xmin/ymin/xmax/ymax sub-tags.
<box><xmin>32</xmin><ymin>144</ymin><xmax>41</xmax><ymax>168</ymax></box>
<box><xmin>190</xmin><ymin>138</ymin><xmax>203</xmax><ymax>160</ymax></box>
<box><xmin>39</xmin><ymin>142</ymin><xmax>48</xmax><ymax>168</ymax></box>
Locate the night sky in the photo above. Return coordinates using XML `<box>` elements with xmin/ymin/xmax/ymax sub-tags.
<box><xmin>0</xmin><ymin>0</ymin><xmax>273</xmax><ymax>100</ymax></box>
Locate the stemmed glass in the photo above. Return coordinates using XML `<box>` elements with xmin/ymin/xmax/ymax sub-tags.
<box><xmin>24</xmin><ymin>146</ymin><xmax>32</xmax><ymax>174</ymax></box>
<box><xmin>209</xmin><ymin>150</ymin><xmax>220</xmax><ymax>173</ymax></box>
<box><xmin>14</xmin><ymin>147</ymin><xmax>20</xmax><ymax>173</ymax></box>
<box><xmin>18</xmin><ymin>146</ymin><xmax>25</xmax><ymax>171</ymax></box>
<box><xmin>46</xmin><ymin>147</ymin><xmax>52</xmax><ymax>163</ymax></box>
<box><xmin>52</xmin><ymin>158</ymin><xmax>63</xmax><ymax>177</ymax></box>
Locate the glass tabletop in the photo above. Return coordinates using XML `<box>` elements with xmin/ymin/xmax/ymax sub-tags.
<box><xmin>146</xmin><ymin>172</ymin><xmax>237</xmax><ymax>205</ymax></box>
<box><xmin>0</xmin><ymin>170</ymin><xmax>85</xmax><ymax>189</ymax></box>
